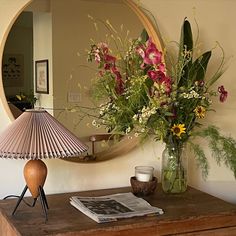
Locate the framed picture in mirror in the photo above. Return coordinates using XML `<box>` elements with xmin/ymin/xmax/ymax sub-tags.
<box><xmin>2</xmin><ymin>54</ymin><xmax>24</xmax><ymax>87</ymax></box>
<box><xmin>35</xmin><ymin>59</ymin><xmax>49</xmax><ymax>94</ymax></box>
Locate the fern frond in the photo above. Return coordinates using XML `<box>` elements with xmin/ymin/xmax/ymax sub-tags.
<box><xmin>188</xmin><ymin>141</ymin><xmax>209</xmax><ymax>179</ymax></box>
<box><xmin>194</xmin><ymin>126</ymin><xmax>236</xmax><ymax>178</ymax></box>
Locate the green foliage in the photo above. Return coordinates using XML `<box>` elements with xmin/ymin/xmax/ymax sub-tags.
<box><xmin>188</xmin><ymin>51</ymin><xmax>211</xmax><ymax>86</ymax></box>
<box><xmin>188</xmin><ymin>141</ymin><xmax>209</xmax><ymax>179</ymax></box>
<box><xmin>178</xmin><ymin>18</ymin><xmax>193</xmax><ymax>87</ymax></box>
<box><xmin>178</xmin><ymin>18</ymin><xmax>193</xmax><ymax>59</ymax></box>
<box><xmin>193</xmin><ymin>126</ymin><xmax>236</xmax><ymax>178</ymax></box>
<box><xmin>140</xmin><ymin>29</ymin><xmax>149</xmax><ymax>42</ymax></box>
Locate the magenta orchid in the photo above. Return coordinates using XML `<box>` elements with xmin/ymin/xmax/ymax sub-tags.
<box><xmin>147</xmin><ymin>70</ymin><xmax>165</xmax><ymax>82</ymax></box>
<box><xmin>143</xmin><ymin>38</ymin><xmax>162</xmax><ymax>65</ymax></box>
<box><xmin>89</xmin><ymin>43</ymin><xmax>124</xmax><ymax>95</ymax></box>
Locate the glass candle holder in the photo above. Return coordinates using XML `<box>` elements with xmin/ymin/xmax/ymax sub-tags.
<box><xmin>135</xmin><ymin>166</ymin><xmax>154</xmax><ymax>182</ymax></box>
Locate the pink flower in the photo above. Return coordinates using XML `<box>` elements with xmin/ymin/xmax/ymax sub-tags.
<box><xmin>161</xmin><ymin>76</ymin><xmax>172</xmax><ymax>94</ymax></box>
<box><xmin>115</xmin><ymin>78</ymin><xmax>124</xmax><ymax>95</ymax></box>
<box><xmin>140</xmin><ymin>62</ymin><xmax>146</xmax><ymax>69</ymax></box>
<box><xmin>98</xmin><ymin>42</ymin><xmax>108</xmax><ymax>54</ymax></box>
<box><xmin>148</xmin><ymin>70</ymin><xmax>165</xmax><ymax>82</ymax></box>
<box><xmin>112</xmin><ymin>66</ymin><xmax>121</xmax><ymax>79</ymax></box>
<box><xmin>111</xmin><ymin>66</ymin><xmax>124</xmax><ymax>95</ymax></box>
<box><xmin>94</xmin><ymin>53</ymin><xmax>101</xmax><ymax>63</ymax></box>
<box><xmin>147</xmin><ymin>70</ymin><xmax>158</xmax><ymax>81</ymax></box>
<box><xmin>218</xmin><ymin>85</ymin><xmax>228</xmax><ymax>102</ymax></box>
<box><xmin>148</xmin><ymin>69</ymin><xmax>172</xmax><ymax>94</ymax></box>
<box><xmin>104</xmin><ymin>54</ymin><xmax>116</xmax><ymax>63</ymax></box>
<box><xmin>143</xmin><ymin>38</ymin><xmax>162</xmax><ymax>65</ymax></box>
<box><xmin>98</xmin><ymin>70</ymin><xmax>104</xmax><ymax>77</ymax></box>
<box><xmin>196</xmin><ymin>80</ymin><xmax>205</xmax><ymax>87</ymax></box>
<box><xmin>104</xmin><ymin>63</ymin><xmax>111</xmax><ymax>70</ymax></box>
<box><xmin>136</xmin><ymin>45</ymin><xmax>145</xmax><ymax>58</ymax></box>
<box><xmin>158</xmin><ymin>63</ymin><xmax>165</xmax><ymax>73</ymax></box>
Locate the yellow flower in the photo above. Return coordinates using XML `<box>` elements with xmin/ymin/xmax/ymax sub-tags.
<box><xmin>171</xmin><ymin>124</ymin><xmax>186</xmax><ymax>138</ymax></box>
<box><xmin>194</xmin><ymin>105</ymin><xmax>206</xmax><ymax>118</ymax></box>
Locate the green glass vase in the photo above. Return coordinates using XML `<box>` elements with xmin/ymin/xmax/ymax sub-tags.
<box><xmin>161</xmin><ymin>143</ymin><xmax>188</xmax><ymax>193</ymax></box>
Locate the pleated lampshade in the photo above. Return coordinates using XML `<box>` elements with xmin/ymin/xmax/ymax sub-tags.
<box><xmin>0</xmin><ymin>109</ymin><xmax>88</xmax><ymax>159</ymax></box>
<box><xmin>0</xmin><ymin>109</ymin><xmax>88</xmax><ymax>219</ymax></box>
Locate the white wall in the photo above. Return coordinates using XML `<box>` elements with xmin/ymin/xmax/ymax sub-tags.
<box><xmin>0</xmin><ymin>0</ymin><xmax>235</xmax><ymax>203</ymax></box>
<box><xmin>33</xmin><ymin>11</ymin><xmax>53</xmax><ymax>112</ymax></box>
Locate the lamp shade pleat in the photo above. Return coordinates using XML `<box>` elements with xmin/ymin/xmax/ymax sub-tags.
<box><xmin>0</xmin><ymin>110</ymin><xmax>88</xmax><ymax>159</ymax></box>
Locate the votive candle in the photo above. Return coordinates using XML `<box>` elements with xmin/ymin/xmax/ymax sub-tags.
<box><xmin>135</xmin><ymin>166</ymin><xmax>154</xmax><ymax>182</ymax></box>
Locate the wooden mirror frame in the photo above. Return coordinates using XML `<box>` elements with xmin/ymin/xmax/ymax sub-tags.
<box><xmin>0</xmin><ymin>0</ymin><xmax>164</xmax><ymax>163</ymax></box>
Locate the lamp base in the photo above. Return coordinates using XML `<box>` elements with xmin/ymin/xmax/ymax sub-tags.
<box><xmin>12</xmin><ymin>185</ymin><xmax>49</xmax><ymax>221</ymax></box>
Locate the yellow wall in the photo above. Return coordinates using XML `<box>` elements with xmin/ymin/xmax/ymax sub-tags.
<box><xmin>0</xmin><ymin>0</ymin><xmax>235</xmax><ymax>203</ymax></box>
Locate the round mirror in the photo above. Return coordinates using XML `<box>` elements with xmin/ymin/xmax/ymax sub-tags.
<box><xmin>1</xmin><ymin>0</ymin><xmax>163</xmax><ymax>162</ymax></box>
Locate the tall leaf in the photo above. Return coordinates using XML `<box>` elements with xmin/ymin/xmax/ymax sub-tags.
<box><xmin>178</xmin><ymin>18</ymin><xmax>193</xmax><ymax>87</ymax></box>
<box><xmin>178</xmin><ymin>18</ymin><xmax>193</xmax><ymax>59</ymax></box>
<box><xmin>140</xmin><ymin>29</ymin><xmax>149</xmax><ymax>43</ymax></box>
<box><xmin>188</xmin><ymin>51</ymin><xmax>212</xmax><ymax>85</ymax></box>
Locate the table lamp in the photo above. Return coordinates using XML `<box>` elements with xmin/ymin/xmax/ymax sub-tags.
<box><xmin>0</xmin><ymin>109</ymin><xmax>88</xmax><ymax>220</ymax></box>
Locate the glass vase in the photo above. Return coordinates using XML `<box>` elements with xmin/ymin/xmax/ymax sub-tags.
<box><xmin>161</xmin><ymin>143</ymin><xmax>188</xmax><ymax>193</ymax></box>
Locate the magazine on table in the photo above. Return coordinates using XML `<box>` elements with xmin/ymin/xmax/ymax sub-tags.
<box><xmin>70</xmin><ymin>192</ymin><xmax>164</xmax><ymax>223</ymax></box>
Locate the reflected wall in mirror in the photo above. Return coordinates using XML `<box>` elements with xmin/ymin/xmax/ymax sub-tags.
<box><xmin>3</xmin><ymin>10</ymin><xmax>34</xmax><ymax>112</ymax></box>
<box><xmin>2</xmin><ymin>0</ymin><xmax>163</xmax><ymax>162</ymax></box>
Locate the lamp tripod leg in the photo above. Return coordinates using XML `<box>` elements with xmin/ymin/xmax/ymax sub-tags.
<box><xmin>38</xmin><ymin>186</ymin><xmax>48</xmax><ymax>221</ymax></box>
<box><xmin>40</xmin><ymin>187</ymin><xmax>49</xmax><ymax>209</ymax></box>
<box><xmin>11</xmin><ymin>185</ymin><xmax>49</xmax><ymax>221</ymax></box>
<box><xmin>32</xmin><ymin>198</ymin><xmax>37</xmax><ymax>207</ymax></box>
<box><xmin>12</xmin><ymin>185</ymin><xmax>28</xmax><ymax>215</ymax></box>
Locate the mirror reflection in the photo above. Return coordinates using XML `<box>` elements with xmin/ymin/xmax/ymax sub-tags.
<box><xmin>2</xmin><ymin>0</ymin><xmax>145</xmax><ymax>161</ymax></box>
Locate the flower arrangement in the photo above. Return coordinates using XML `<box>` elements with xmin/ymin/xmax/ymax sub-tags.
<box><xmin>87</xmin><ymin>18</ymin><xmax>236</xmax><ymax>192</ymax></box>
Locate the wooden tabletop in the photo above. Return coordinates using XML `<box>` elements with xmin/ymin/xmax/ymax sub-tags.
<box><xmin>0</xmin><ymin>184</ymin><xmax>236</xmax><ymax>236</ymax></box>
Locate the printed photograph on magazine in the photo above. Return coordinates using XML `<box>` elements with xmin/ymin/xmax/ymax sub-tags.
<box><xmin>70</xmin><ymin>192</ymin><xmax>164</xmax><ymax>223</ymax></box>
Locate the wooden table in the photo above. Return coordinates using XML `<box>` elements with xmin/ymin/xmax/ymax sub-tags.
<box><xmin>0</xmin><ymin>185</ymin><xmax>236</xmax><ymax>235</ymax></box>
